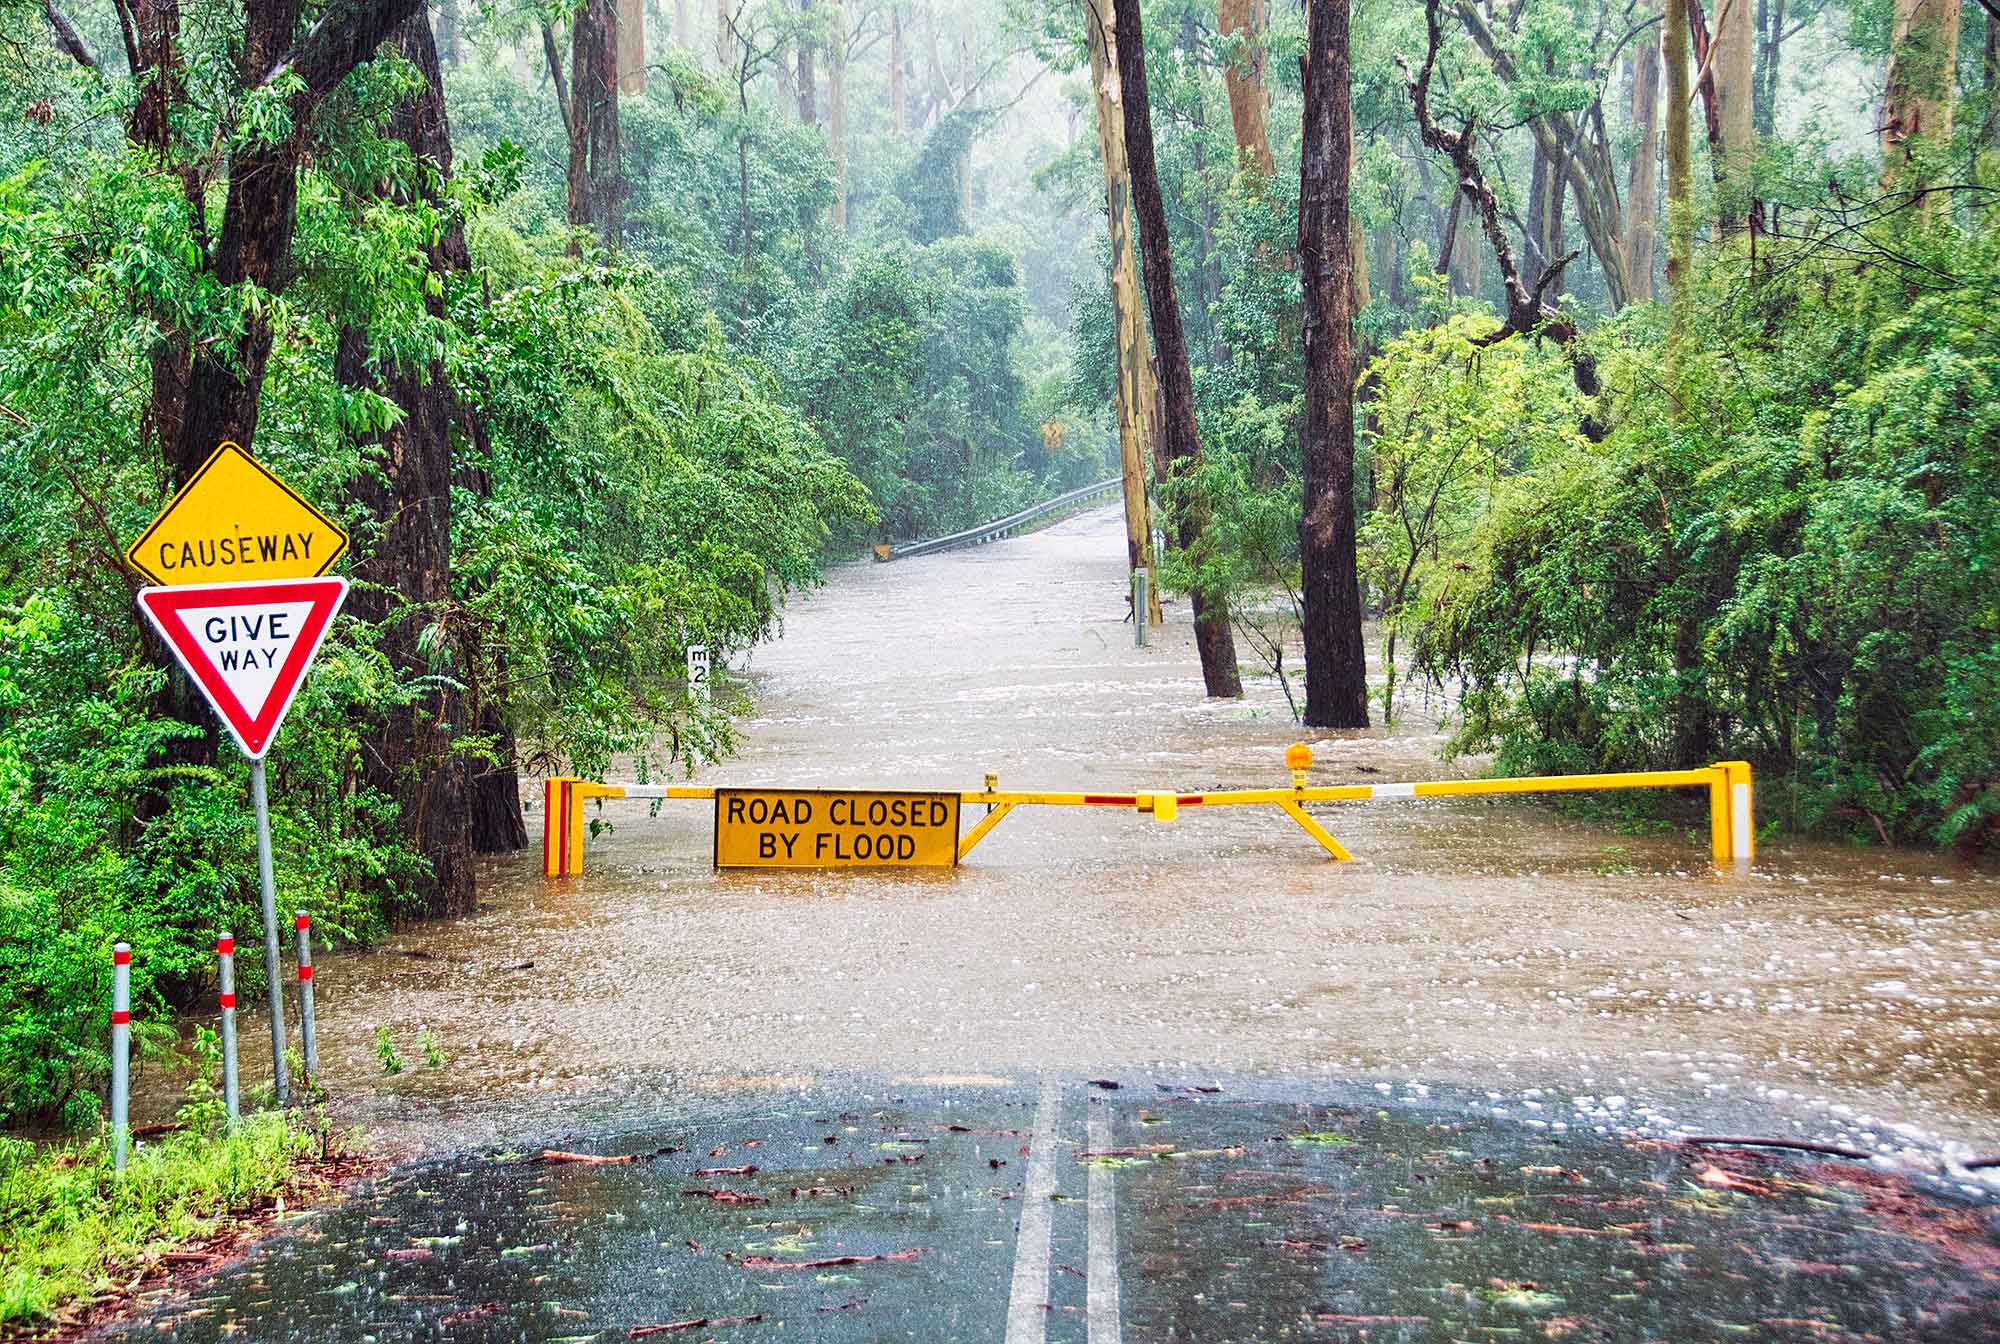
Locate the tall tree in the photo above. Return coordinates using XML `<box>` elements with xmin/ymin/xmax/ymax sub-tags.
<box><xmin>1714</xmin><ymin>0</ymin><xmax>1757</xmax><ymax>233</ymax></box>
<box><xmin>171</xmin><ymin>0</ymin><xmax>428</xmax><ymax>470</ymax></box>
<box><xmin>1299</xmin><ymin>0</ymin><xmax>1369</xmax><ymax>727</ymax></box>
<box><xmin>1881</xmin><ymin>0</ymin><xmax>1965</xmax><ymax>184</ymax></box>
<box><xmin>1218</xmin><ymin>0</ymin><xmax>1276</xmax><ymax>180</ymax></box>
<box><xmin>545</xmin><ymin>0</ymin><xmax>624</xmax><ymax>252</ymax></box>
<box><xmin>797</xmin><ymin>0</ymin><xmax>817</xmax><ymax>122</ymax></box>
<box><xmin>829</xmin><ymin>0</ymin><xmax>848</xmax><ymax>229</ymax></box>
<box><xmin>1625</xmin><ymin>33</ymin><xmax>1662</xmax><ymax>303</ymax></box>
<box><xmin>891</xmin><ymin>3</ymin><xmax>909</xmax><ymax>130</ymax></box>
<box><xmin>1110</xmin><ymin>0</ymin><xmax>1241</xmax><ymax>698</ymax></box>
<box><xmin>337</xmin><ymin>10</ymin><xmax>480</xmax><ymax>916</ymax></box>
<box><xmin>1665</xmin><ymin>0</ymin><xmax>1693</xmax><ymax>304</ymax></box>
<box><xmin>1084</xmin><ymin>0</ymin><xmax>1163</xmax><ymax>624</ymax></box>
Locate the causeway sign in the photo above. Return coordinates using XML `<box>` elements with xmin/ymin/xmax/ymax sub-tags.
<box><xmin>714</xmin><ymin>788</ymin><xmax>960</xmax><ymax>868</ymax></box>
<box><xmin>125</xmin><ymin>441</ymin><xmax>348</xmax><ymax>586</ymax></box>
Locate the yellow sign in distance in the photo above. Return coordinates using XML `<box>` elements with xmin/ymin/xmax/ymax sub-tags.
<box><xmin>714</xmin><ymin>788</ymin><xmax>961</xmax><ymax>869</ymax></box>
<box><xmin>126</xmin><ymin>442</ymin><xmax>349</xmax><ymax>587</ymax></box>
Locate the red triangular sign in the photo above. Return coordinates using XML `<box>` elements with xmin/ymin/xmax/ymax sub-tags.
<box><xmin>137</xmin><ymin>578</ymin><xmax>349</xmax><ymax>760</ymax></box>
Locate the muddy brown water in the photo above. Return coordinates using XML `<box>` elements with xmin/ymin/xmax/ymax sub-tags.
<box><xmin>145</xmin><ymin>507</ymin><xmax>2000</xmax><ymax>1169</ymax></box>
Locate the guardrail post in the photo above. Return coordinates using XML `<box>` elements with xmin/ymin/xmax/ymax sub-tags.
<box><xmin>218</xmin><ymin>933</ymin><xmax>240</xmax><ymax>1126</ymax></box>
<box><xmin>110</xmin><ymin>943</ymin><xmax>131</xmax><ymax>1173</ymax></box>
<box><xmin>1133</xmin><ymin>570</ymin><xmax>1149</xmax><ymax>647</ymax></box>
<box><xmin>1708</xmin><ymin>761</ymin><xmax>1756</xmax><ymax>865</ymax></box>
<box><xmin>294</xmin><ymin>913</ymin><xmax>318</xmax><ymax>1086</ymax></box>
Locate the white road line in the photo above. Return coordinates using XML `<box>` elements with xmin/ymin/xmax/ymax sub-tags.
<box><xmin>1004</xmin><ymin>1077</ymin><xmax>1062</xmax><ymax>1344</ymax></box>
<box><xmin>1086</xmin><ymin>1106</ymin><xmax>1124</xmax><ymax>1344</ymax></box>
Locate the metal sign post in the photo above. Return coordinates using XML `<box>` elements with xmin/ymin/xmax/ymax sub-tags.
<box><xmin>248</xmin><ymin>759</ymin><xmax>287</xmax><ymax>1104</ymax></box>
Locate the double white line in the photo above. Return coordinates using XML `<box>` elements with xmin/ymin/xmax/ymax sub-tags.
<box><xmin>1004</xmin><ymin>1079</ymin><xmax>1123</xmax><ymax>1344</ymax></box>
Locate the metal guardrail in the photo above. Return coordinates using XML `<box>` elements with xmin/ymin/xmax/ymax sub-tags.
<box><xmin>874</xmin><ymin>476</ymin><xmax>1124</xmax><ymax>562</ymax></box>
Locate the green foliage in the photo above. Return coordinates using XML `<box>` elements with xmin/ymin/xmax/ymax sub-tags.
<box><xmin>1388</xmin><ymin>216</ymin><xmax>2000</xmax><ymax>849</ymax></box>
<box><xmin>375</xmin><ymin>1025</ymin><xmax>404</xmax><ymax>1075</ymax></box>
<box><xmin>0</xmin><ymin>1110</ymin><xmax>321</xmax><ymax>1326</ymax></box>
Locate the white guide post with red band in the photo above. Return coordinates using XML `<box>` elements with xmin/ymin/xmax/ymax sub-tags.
<box><xmin>294</xmin><ymin>913</ymin><xmax>317</xmax><ymax>1085</ymax></box>
<box><xmin>110</xmin><ymin>943</ymin><xmax>131</xmax><ymax>1173</ymax></box>
<box><xmin>218</xmin><ymin>932</ymin><xmax>240</xmax><ymax>1125</ymax></box>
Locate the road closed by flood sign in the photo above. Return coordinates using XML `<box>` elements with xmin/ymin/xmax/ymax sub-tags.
<box><xmin>714</xmin><ymin>788</ymin><xmax>960</xmax><ymax>868</ymax></box>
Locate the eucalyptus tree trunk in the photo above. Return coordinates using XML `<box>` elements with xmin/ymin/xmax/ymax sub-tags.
<box><xmin>797</xmin><ymin>0</ymin><xmax>816</xmax><ymax>123</ymax></box>
<box><xmin>1714</xmin><ymin>0</ymin><xmax>1757</xmax><ymax>233</ymax></box>
<box><xmin>1298</xmin><ymin>0</ymin><xmax>1369</xmax><ymax>728</ymax></box>
<box><xmin>1664</xmin><ymin>0</ymin><xmax>1693</xmax><ymax>307</ymax></box>
<box><xmin>337</xmin><ymin>9</ymin><xmax>480</xmax><ymax>917</ymax></box>
<box><xmin>890</xmin><ymin>4</ymin><xmax>908</xmax><ymax>131</ymax></box>
<box><xmin>1084</xmin><ymin>0</ymin><xmax>1163</xmax><ymax>625</ymax></box>
<box><xmin>1110</xmin><ymin>0</ymin><xmax>1241</xmax><ymax>698</ymax></box>
<box><xmin>829</xmin><ymin>0</ymin><xmax>848</xmax><ymax>230</ymax></box>
<box><xmin>1217</xmin><ymin>0</ymin><xmax>1276</xmax><ymax>180</ymax></box>
<box><xmin>1625</xmin><ymin>33</ymin><xmax>1661</xmax><ymax>303</ymax></box>
<box><xmin>1881</xmin><ymin>0</ymin><xmax>1964</xmax><ymax>185</ymax></box>
<box><xmin>562</xmin><ymin>0</ymin><xmax>623</xmax><ymax>252</ymax></box>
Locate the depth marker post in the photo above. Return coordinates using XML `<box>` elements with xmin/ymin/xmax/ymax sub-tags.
<box><xmin>250</xmin><ymin>760</ymin><xmax>288</xmax><ymax>1104</ymax></box>
<box><xmin>294</xmin><ymin>913</ymin><xmax>317</xmax><ymax>1084</ymax></box>
<box><xmin>110</xmin><ymin>943</ymin><xmax>131</xmax><ymax>1173</ymax></box>
<box><xmin>218</xmin><ymin>933</ymin><xmax>240</xmax><ymax>1125</ymax></box>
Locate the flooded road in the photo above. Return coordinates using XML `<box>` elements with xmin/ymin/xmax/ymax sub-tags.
<box><xmin>259</xmin><ymin>506</ymin><xmax>2000</xmax><ymax>1163</ymax></box>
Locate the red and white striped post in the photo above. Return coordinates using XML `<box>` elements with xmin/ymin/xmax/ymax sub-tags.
<box><xmin>217</xmin><ymin>932</ymin><xmax>240</xmax><ymax>1124</ymax></box>
<box><xmin>294</xmin><ymin>913</ymin><xmax>318</xmax><ymax>1085</ymax></box>
<box><xmin>110</xmin><ymin>943</ymin><xmax>130</xmax><ymax>1173</ymax></box>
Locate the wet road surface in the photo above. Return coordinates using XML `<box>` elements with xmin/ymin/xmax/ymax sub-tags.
<box><xmin>100</xmin><ymin>1081</ymin><xmax>2000</xmax><ymax>1342</ymax></box>
<box><xmin>111</xmin><ymin>507</ymin><xmax>2000</xmax><ymax>1339</ymax></box>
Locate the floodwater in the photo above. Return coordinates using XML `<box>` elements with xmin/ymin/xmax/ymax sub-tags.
<box><xmin>239</xmin><ymin>505</ymin><xmax>1998</xmax><ymax>1166</ymax></box>
<box><xmin>100</xmin><ymin>506</ymin><xmax>2000</xmax><ymax>1340</ymax></box>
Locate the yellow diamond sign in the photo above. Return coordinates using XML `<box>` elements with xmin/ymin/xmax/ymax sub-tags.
<box><xmin>126</xmin><ymin>442</ymin><xmax>348</xmax><ymax>586</ymax></box>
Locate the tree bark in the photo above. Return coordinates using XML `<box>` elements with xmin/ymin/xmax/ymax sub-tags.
<box><xmin>1298</xmin><ymin>0</ymin><xmax>1368</xmax><ymax>729</ymax></box>
<box><xmin>617</xmin><ymin>0</ymin><xmax>645</xmax><ymax>93</ymax></box>
<box><xmin>1084</xmin><ymin>0</ymin><xmax>1162</xmax><ymax>625</ymax></box>
<box><xmin>829</xmin><ymin>0</ymin><xmax>847</xmax><ymax>229</ymax></box>
<box><xmin>1625</xmin><ymin>31</ymin><xmax>1661</xmax><ymax>303</ymax></box>
<box><xmin>1752</xmin><ymin>0</ymin><xmax>1782</xmax><ymax>135</ymax></box>
<box><xmin>676</xmin><ymin>0</ymin><xmax>689</xmax><ymax>47</ymax></box>
<box><xmin>1217</xmin><ymin>0</ymin><xmax>1276</xmax><ymax>180</ymax></box>
<box><xmin>1881</xmin><ymin>0</ymin><xmax>1964</xmax><ymax>185</ymax></box>
<box><xmin>717</xmin><ymin>0</ymin><xmax>734</xmax><ymax>72</ymax></box>
<box><xmin>796</xmin><ymin>0</ymin><xmax>816</xmax><ymax>122</ymax></box>
<box><xmin>337</xmin><ymin>10</ymin><xmax>480</xmax><ymax>917</ymax></box>
<box><xmin>890</xmin><ymin>4</ymin><xmax>908</xmax><ymax>131</ymax></box>
<box><xmin>1111</xmin><ymin>0</ymin><xmax>1240</xmax><ymax>699</ymax></box>
<box><xmin>1665</xmin><ymin>0</ymin><xmax>1693</xmax><ymax>317</ymax></box>
<box><xmin>564</xmin><ymin>0</ymin><xmax>623</xmax><ymax>252</ymax></box>
<box><xmin>437</xmin><ymin>0</ymin><xmax>461</xmax><ymax>66</ymax></box>
<box><xmin>1714</xmin><ymin>0</ymin><xmax>1756</xmax><ymax>233</ymax></box>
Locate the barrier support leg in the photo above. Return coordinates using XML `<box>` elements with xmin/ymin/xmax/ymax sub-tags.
<box><xmin>1708</xmin><ymin>766</ymin><xmax>1731</xmax><ymax>864</ymax></box>
<box><xmin>957</xmin><ymin>803</ymin><xmax>1016</xmax><ymax>860</ymax></box>
<box><xmin>543</xmin><ymin>777</ymin><xmax>573</xmax><ymax>878</ymax></box>
<box><xmin>1724</xmin><ymin>760</ymin><xmax>1755</xmax><ymax>865</ymax></box>
<box><xmin>1277</xmin><ymin>800</ymin><xmax>1352</xmax><ymax>861</ymax></box>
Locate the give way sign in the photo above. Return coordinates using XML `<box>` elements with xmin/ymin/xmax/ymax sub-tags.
<box><xmin>137</xmin><ymin>578</ymin><xmax>349</xmax><ymax>759</ymax></box>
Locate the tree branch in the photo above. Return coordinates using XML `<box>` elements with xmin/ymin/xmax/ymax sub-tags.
<box><xmin>263</xmin><ymin>0</ymin><xmax>427</xmax><ymax>103</ymax></box>
<box><xmin>42</xmin><ymin>0</ymin><xmax>98</xmax><ymax>69</ymax></box>
<box><xmin>542</xmin><ymin>20</ymin><xmax>575</xmax><ymax>144</ymax></box>
<box><xmin>1398</xmin><ymin>0</ymin><xmax>1606</xmax><ymax>436</ymax></box>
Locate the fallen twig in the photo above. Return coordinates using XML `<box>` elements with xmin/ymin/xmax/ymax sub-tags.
<box><xmin>628</xmin><ymin>1314</ymin><xmax>762</xmax><ymax>1337</ymax></box>
<box><xmin>1077</xmin><ymin>1145</ymin><xmax>1174</xmax><ymax>1158</ymax></box>
<box><xmin>539</xmin><ymin>1149</ymin><xmax>638</xmax><ymax>1164</ymax></box>
<box><xmin>681</xmin><ymin>1188</ymin><xmax>767</xmax><ymax>1205</ymax></box>
<box><xmin>739</xmin><ymin>1249</ymin><xmax>926</xmax><ymax>1271</ymax></box>
<box><xmin>695</xmin><ymin>1164</ymin><xmax>758</xmax><ymax>1176</ymax></box>
<box><xmin>1679</xmin><ymin>1136</ymin><xmax>1872</xmax><ymax>1161</ymax></box>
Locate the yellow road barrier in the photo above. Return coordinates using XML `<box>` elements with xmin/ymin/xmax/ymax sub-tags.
<box><xmin>541</xmin><ymin>750</ymin><xmax>1754</xmax><ymax>876</ymax></box>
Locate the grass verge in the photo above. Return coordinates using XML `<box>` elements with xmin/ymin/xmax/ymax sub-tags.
<box><xmin>0</xmin><ymin>1109</ymin><xmax>358</xmax><ymax>1336</ymax></box>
